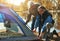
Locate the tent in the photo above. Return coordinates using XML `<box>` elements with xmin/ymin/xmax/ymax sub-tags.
<box><xmin>0</xmin><ymin>5</ymin><xmax>38</xmax><ymax>41</ymax></box>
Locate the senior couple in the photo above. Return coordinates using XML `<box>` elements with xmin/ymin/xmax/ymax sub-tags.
<box><xmin>26</xmin><ymin>1</ymin><xmax>54</xmax><ymax>39</ymax></box>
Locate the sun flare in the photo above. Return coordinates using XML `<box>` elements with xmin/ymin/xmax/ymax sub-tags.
<box><xmin>5</xmin><ymin>0</ymin><xmax>25</xmax><ymax>6</ymax></box>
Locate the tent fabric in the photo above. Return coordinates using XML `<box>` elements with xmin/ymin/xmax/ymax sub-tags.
<box><xmin>9</xmin><ymin>9</ymin><xmax>26</xmax><ymax>25</ymax></box>
<box><xmin>0</xmin><ymin>6</ymin><xmax>35</xmax><ymax>36</ymax></box>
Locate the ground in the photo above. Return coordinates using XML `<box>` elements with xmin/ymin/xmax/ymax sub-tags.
<box><xmin>33</xmin><ymin>32</ymin><xmax>60</xmax><ymax>41</ymax></box>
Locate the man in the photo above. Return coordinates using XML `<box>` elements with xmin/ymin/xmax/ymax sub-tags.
<box><xmin>26</xmin><ymin>1</ymin><xmax>40</xmax><ymax>31</ymax></box>
<box><xmin>34</xmin><ymin>6</ymin><xmax>54</xmax><ymax>38</ymax></box>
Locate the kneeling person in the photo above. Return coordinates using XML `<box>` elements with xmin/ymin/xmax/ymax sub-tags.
<box><xmin>34</xmin><ymin>6</ymin><xmax>54</xmax><ymax>38</ymax></box>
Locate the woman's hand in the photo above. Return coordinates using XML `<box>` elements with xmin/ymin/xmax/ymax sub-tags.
<box><xmin>38</xmin><ymin>32</ymin><xmax>43</xmax><ymax>40</ymax></box>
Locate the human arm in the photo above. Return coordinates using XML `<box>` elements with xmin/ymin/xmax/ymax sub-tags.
<box><xmin>34</xmin><ymin>15</ymin><xmax>40</xmax><ymax>28</ymax></box>
<box><xmin>26</xmin><ymin>13</ymin><xmax>31</xmax><ymax>24</ymax></box>
<box><xmin>39</xmin><ymin>16</ymin><xmax>53</xmax><ymax>38</ymax></box>
<box><xmin>41</xmin><ymin>16</ymin><xmax>53</xmax><ymax>32</ymax></box>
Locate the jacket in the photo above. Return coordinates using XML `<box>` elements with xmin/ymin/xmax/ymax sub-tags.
<box><xmin>26</xmin><ymin>4</ymin><xmax>40</xmax><ymax>23</ymax></box>
<box><xmin>34</xmin><ymin>10</ymin><xmax>54</xmax><ymax>32</ymax></box>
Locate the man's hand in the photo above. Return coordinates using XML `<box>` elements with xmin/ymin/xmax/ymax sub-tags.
<box><xmin>25</xmin><ymin>19</ymin><xmax>29</xmax><ymax>25</ymax></box>
<box><xmin>32</xmin><ymin>28</ymin><xmax>36</xmax><ymax>32</ymax></box>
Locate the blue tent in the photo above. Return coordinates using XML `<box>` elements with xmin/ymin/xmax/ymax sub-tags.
<box><xmin>0</xmin><ymin>5</ymin><xmax>35</xmax><ymax>37</ymax></box>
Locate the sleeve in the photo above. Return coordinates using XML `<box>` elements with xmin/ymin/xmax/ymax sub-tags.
<box><xmin>34</xmin><ymin>15</ymin><xmax>39</xmax><ymax>28</ymax></box>
<box><xmin>26</xmin><ymin>13</ymin><xmax>31</xmax><ymax>24</ymax></box>
<box><xmin>41</xmin><ymin>16</ymin><xmax>53</xmax><ymax>32</ymax></box>
<box><xmin>44</xmin><ymin>16</ymin><xmax>53</xmax><ymax>24</ymax></box>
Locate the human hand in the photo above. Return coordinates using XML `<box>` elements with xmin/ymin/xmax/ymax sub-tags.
<box><xmin>37</xmin><ymin>35</ymin><xmax>42</xmax><ymax>40</ymax></box>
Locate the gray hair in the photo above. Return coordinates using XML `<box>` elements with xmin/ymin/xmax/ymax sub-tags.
<box><xmin>28</xmin><ymin>1</ymin><xmax>34</xmax><ymax>9</ymax></box>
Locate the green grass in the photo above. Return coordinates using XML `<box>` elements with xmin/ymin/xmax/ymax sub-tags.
<box><xmin>0</xmin><ymin>30</ymin><xmax>23</xmax><ymax>38</ymax></box>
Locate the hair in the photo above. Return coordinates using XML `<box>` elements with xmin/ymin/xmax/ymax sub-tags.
<box><xmin>27</xmin><ymin>1</ymin><xmax>34</xmax><ymax>9</ymax></box>
<box><xmin>34</xmin><ymin>2</ymin><xmax>41</xmax><ymax>5</ymax></box>
<box><xmin>38</xmin><ymin>6</ymin><xmax>46</xmax><ymax>11</ymax></box>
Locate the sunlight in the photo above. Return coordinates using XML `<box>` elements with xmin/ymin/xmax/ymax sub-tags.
<box><xmin>5</xmin><ymin>0</ymin><xmax>25</xmax><ymax>6</ymax></box>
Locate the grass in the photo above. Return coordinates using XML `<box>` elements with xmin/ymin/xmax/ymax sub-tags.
<box><xmin>0</xmin><ymin>30</ymin><xmax>23</xmax><ymax>38</ymax></box>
